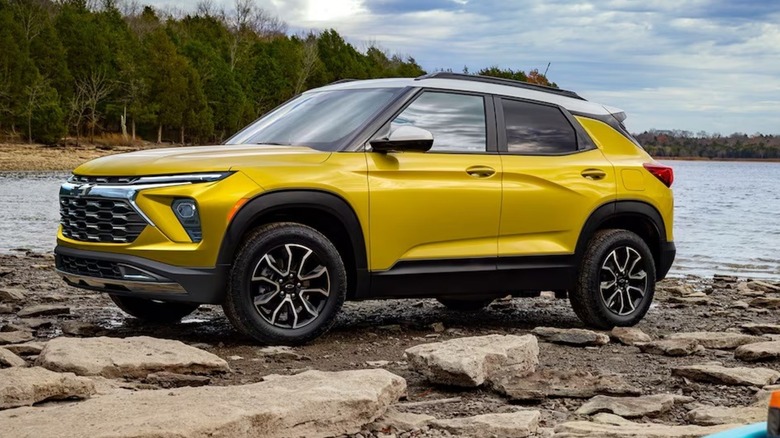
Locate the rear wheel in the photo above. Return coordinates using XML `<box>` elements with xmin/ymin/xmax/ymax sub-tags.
<box><xmin>569</xmin><ymin>229</ymin><xmax>655</xmax><ymax>329</ymax></box>
<box><xmin>223</xmin><ymin>223</ymin><xmax>347</xmax><ymax>345</ymax></box>
<box><xmin>109</xmin><ymin>295</ymin><xmax>199</xmax><ymax>323</ymax></box>
<box><xmin>437</xmin><ymin>297</ymin><xmax>494</xmax><ymax>312</ymax></box>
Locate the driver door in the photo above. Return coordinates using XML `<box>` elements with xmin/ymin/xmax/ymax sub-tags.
<box><xmin>366</xmin><ymin>90</ymin><xmax>502</xmax><ymax>275</ymax></box>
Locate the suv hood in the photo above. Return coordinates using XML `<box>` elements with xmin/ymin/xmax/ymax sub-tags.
<box><xmin>73</xmin><ymin>145</ymin><xmax>330</xmax><ymax>176</ymax></box>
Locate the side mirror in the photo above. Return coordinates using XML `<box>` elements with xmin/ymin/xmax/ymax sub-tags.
<box><xmin>370</xmin><ymin>126</ymin><xmax>433</xmax><ymax>153</ymax></box>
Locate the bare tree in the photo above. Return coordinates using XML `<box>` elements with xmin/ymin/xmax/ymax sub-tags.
<box><xmin>10</xmin><ymin>0</ymin><xmax>45</xmax><ymax>43</ymax></box>
<box><xmin>294</xmin><ymin>37</ymin><xmax>319</xmax><ymax>94</ymax></box>
<box><xmin>196</xmin><ymin>0</ymin><xmax>216</xmax><ymax>17</ymax></box>
<box><xmin>23</xmin><ymin>80</ymin><xmax>47</xmax><ymax>144</ymax></box>
<box><xmin>221</xmin><ymin>0</ymin><xmax>287</xmax><ymax>70</ymax></box>
<box><xmin>252</xmin><ymin>8</ymin><xmax>287</xmax><ymax>37</ymax></box>
<box><xmin>117</xmin><ymin>0</ymin><xmax>141</xmax><ymax>17</ymax></box>
<box><xmin>67</xmin><ymin>86</ymin><xmax>89</xmax><ymax>145</ymax></box>
<box><xmin>75</xmin><ymin>70</ymin><xmax>114</xmax><ymax>142</ymax></box>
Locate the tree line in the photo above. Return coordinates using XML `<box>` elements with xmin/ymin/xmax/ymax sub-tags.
<box><xmin>636</xmin><ymin>130</ymin><xmax>780</xmax><ymax>160</ymax></box>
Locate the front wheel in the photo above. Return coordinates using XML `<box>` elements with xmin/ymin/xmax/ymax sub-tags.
<box><xmin>109</xmin><ymin>295</ymin><xmax>199</xmax><ymax>323</ymax></box>
<box><xmin>569</xmin><ymin>229</ymin><xmax>656</xmax><ymax>329</ymax></box>
<box><xmin>223</xmin><ymin>223</ymin><xmax>347</xmax><ymax>345</ymax></box>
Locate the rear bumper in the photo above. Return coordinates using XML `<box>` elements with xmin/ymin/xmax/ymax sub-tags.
<box><xmin>657</xmin><ymin>241</ymin><xmax>676</xmax><ymax>281</ymax></box>
<box><xmin>54</xmin><ymin>246</ymin><xmax>227</xmax><ymax>304</ymax></box>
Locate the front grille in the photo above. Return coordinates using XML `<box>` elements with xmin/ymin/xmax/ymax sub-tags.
<box><xmin>70</xmin><ymin>175</ymin><xmax>138</xmax><ymax>185</ymax></box>
<box><xmin>60</xmin><ymin>197</ymin><xmax>147</xmax><ymax>243</ymax></box>
<box><xmin>57</xmin><ymin>255</ymin><xmax>122</xmax><ymax>280</ymax></box>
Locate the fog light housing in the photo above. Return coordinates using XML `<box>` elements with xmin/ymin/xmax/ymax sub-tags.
<box><xmin>172</xmin><ymin>198</ymin><xmax>202</xmax><ymax>242</ymax></box>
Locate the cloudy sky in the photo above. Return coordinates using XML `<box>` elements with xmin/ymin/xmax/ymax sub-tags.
<box><xmin>151</xmin><ymin>0</ymin><xmax>780</xmax><ymax>134</ymax></box>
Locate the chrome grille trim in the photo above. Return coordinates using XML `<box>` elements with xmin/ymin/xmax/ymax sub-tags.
<box><xmin>60</xmin><ymin>197</ymin><xmax>147</xmax><ymax>243</ymax></box>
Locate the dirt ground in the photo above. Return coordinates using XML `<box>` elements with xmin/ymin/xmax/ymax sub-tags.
<box><xmin>1</xmin><ymin>250</ymin><xmax>778</xmax><ymax>435</ymax></box>
<box><xmin>0</xmin><ymin>142</ymin><xmax>154</xmax><ymax>171</ymax></box>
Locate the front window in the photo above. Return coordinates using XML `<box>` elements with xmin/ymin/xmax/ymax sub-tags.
<box><xmin>226</xmin><ymin>88</ymin><xmax>400</xmax><ymax>151</ymax></box>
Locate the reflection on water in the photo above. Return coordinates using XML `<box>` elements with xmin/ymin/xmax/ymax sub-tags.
<box><xmin>0</xmin><ymin>161</ymin><xmax>778</xmax><ymax>279</ymax></box>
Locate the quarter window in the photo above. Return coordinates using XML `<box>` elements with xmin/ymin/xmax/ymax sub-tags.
<box><xmin>502</xmin><ymin>99</ymin><xmax>577</xmax><ymax>154</ymax></box>
<box><xmin>391</xmin><ymin>92</ymin><xmax>487</xmax><ymax>153</ymax></box>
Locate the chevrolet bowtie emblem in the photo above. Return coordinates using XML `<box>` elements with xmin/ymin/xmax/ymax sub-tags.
<box><xmin>75</xmin><ymin>183</ymin><xmax>93</xmax><ymax>197</ymax></box>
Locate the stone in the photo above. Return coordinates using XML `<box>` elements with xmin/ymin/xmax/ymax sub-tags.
<box><xmin>0</xmin><ymin>369</ymin><xmax>406</xmax><ymax>438</ymax></box>
<box><xmin>667</xmin><ymin>296</ymin><xmax>711</xmax><ymax>305</ymax></box>
<box><xmin>748</xmin><ymin>280</ymin><xmax>780</xmax><ymax>293</ymax></box>
<box><xmin>493</xmin><ymin>369</ymin><xmax>640</xmax><ymax>401</ymax></box>
<box><xmin>430</xmin><ymin>411</ymin><xmax>540</xmax><ymax>438</ymax></box>
<box><xmin>672</xmin><ymin>364</ymin><xmax>780</xmax><ymax>386</ymax></box>
<box><xmin>662</xmin><ymin>284</ymin><xmax>696</xmax><ymax>297</ymax></box>
<box><xmin>667</xmin><ymin>331</ymin><xmax>767</xmax><ymax>349</ymax></box>
<box><xmin>742</xmin><ymin>323</ymin><xmax>780</xmax><ymax>335</ymax></box>
<box><xmin>431</xmin><ymin>322</ymin><xmax>445</xmax><ymax>333</ymax></box>
<box><xmin>0</xmin><ymin>331</ymin><xmax>34</xmax><ymax>345</ymax></box>
<box><xmin>17</xmin><ymin>305</ymin><xmax>70</xmax><ymax>318</ymax></box>
<box><xmin>366</xmin><ymin>360</ymin><xmax>391</xmax><ymax>367</ymax></box>
<box><xmin>60</xmin><ymin>321</ymin><xmax>103</xmax><ymax>337</ymax></box>
<box><xmin>1</xmin><ymin>323</ymin><xmax>29</xmax><ymax>332</ymax></box>
<box><xmin>0</xmin><ymin>287</ymin><xmax>25</xmax><ymax>302</ymax></box>
<box><xmin>553</xmin><ymin>414</ymin><xmax>735</xmax><ymax>437</ymax></box>
<box><xmin>370</xmin><ymin>407</ymin><xmax>435</xmax><ymax>432</ymax></box>
<box><xmin>731</xmin><ymin>300</ymin><xmax>750</xmax><ymax>309</ymax></box>
<box><xmin>0</xmin><ymin>366</ymin><xmax>95</xmax><ymax>409</ymax></box>
<box><xmin>19</xmin><ymin>318</ymin><xmax>53</xmax><ymax>329</ymax></box>
<box><xmin>531</xmin><ymin>327</ymin><xmax>609</xmax><ymax>346</ymax></box>
<box><xmin>4</xmin><ymin>342</ymin><xmax>44</xmax><ymax>356</ymax></box>
<box><xmin>575</xmin><ymin>394</ymin><xmax>683</xmax><ymax>417</ymax></box>
<box><xmin>145</xmin><ymin>371</ymin><xmax>211</xmax><ymax>388</ymax></box>
<box><xmin>0</xmin><ymin>304</ymin><xmax>15</xmax><ymax>314</ymax></box>
<box><xmin>610</xmin><ymin>327</ymin><xmax>652</xmax><ymax>345</ymax></box>
<box><xmin>256</xmin><ymin>346</ymin><xmax>310</xmax><ymax>361</ymax></box>
<box><xmin>750</xmin><ymin>297</ymin><xmax>780</xmax><ymax>309</ymax></box>
<box><xmin>738</xmin><ymin>282</ymin><xmax>764</xmax><ymax>296</ymax></box>
<box><xmin>404</xmin><ymin>334</ymin><xmax>538</xmax><ymax>387</ymax></box>
<box><xmin>36</xmin><ymin>336</ymin><xmax>230</xmax><ymax>378</ymax></box>
<box><xmin>636</xmin><ymin>339</ymin><xmax>704</xmax><ymax>356</ymax></box>
<box><xmin>735</xmin><ymin>341</ymin><xmax>780</xmax><ymax>362</ymax></box>
<box><xmin>0</xmin><ymin>348</ymin><xmax>27</xmax><ymax>367</ymax></box>
<box><xmin>687</xmin><ymin>405</ymin><xmax>764</xmax><ymax>425</ymax></box>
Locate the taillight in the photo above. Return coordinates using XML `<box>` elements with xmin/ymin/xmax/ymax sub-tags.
<box><xmin>643</xmin><ymin>162</ymin><xmax>674</xmax><ymax>187</ymax></box>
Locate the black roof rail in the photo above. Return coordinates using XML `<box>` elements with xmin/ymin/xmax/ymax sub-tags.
<box><xmin>415</xmin><ymin>72</ymin><xmax>585</xmax><ymax>100</ymax></box>
<box><xmin>329</xmin><ymin>78</ymin><xmax>357</xmax><ymax>85</ymax></box>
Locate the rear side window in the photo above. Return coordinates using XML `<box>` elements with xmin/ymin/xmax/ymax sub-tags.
<box><xmin>501</xmin><ymin>99</ymin><xmax>577</xmax><ymax>154</ymax></box>
<box><xmin>391</xmin><ymin>91</ymin><xmax>487</xmax><ymax>153</ymax></box>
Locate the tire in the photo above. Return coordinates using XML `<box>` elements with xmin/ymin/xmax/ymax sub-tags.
<box><xmin>569</xmin><ymin>229</ymin><xmax>656</xmax><ymax>329</ymax></box>
<box><xmin>437</xmin><ymin>297</ymin><xmax>494</xmax><ymax>312</ymax></box>
<box><xmin>223</xmin><ymin>222</ymin><xmax>347</xmax><ymax>345</ymax></box>
<box><xmin>109</xmin><ymin>295</ymin><xmax>199</xmax><ymax>323</ymax></box>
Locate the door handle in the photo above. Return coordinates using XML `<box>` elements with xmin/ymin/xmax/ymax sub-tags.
<box><xmin>581</xmin><ymin>168</ymin><xmax>607</xmax><ymax>180</ymax></box>
<box><xmin>466</xmin><ymin>165</ymin><xmax>496</xmax><ymax>178</ymax></box>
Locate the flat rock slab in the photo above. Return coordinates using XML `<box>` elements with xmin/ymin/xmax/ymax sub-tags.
<box><xmin>0</xmin><ymin>348</ymin><xmax>27</xmax><ymax>367</ymax></box>
<box><xmin>493</xmin><ymin>369</ymin><xmax>640</xmax><ymax>401</ymax></box>
<box><xmin>742</xmin><ymin>323</ymin><xmax>780</xmax><ymax>335</ymax></box>
<box><xmin>531</xmin><ymin>327</ymin><xmax>609</xmax><ymax>346</ymax></box>
<box><xmin>0</xmin><ymin>369</ymin><xmax>406</xmax><ymax>438</ymax></box>
<box><xmin>735</xmin><ymin>341</ymin><xmax>780</xmax><ymax>362</ymax></box>
<box><xmin>370</xmin><ymin>407</ymin><xmax>435</xmax><ymax>432</ymax></box>
<box><xmin>667</xmin><ymin>331</ymin><xmax>767</xmax><ymax>349</ymax></box>
<box><xmin>431</xmin><ymin>411</ymin><xmax>540</xmax><ymax>438</ymax></box>
<box><xmin>17</xmin><ymin>305</ymin><xmax>70</xmax><ymax>318</ymax></box>
<box><xmin>553</xmin><ymin>413</ymin><xmax>735</xmax><ymax>437</ymax></box>
<box><xmin>0</xmin><ymin>366</ymin><xmax>95</xmax><ymax>409</ymax></box>
<box><xmin>575</xmin><ymin>394</ymin><xmax>686</xmax><ymax>417</ymax></box>
<box><xmin>672</xmin><ymin>364</ymin><xmax>780</xmax><ymax>386</ymax></box>
<box><xmin>4</xmin><ymin>342</ymin><xmax>44</xmax><ymax>356</ymax></box>
<box><xmin>750</xmin><ymin>297</ymin><xmax>780</xmax><ymax>309</ymax></box>
<box><xmin>405</xmin><ymin>334</ymin><xmax>538</xmax><ymax>387</ymax></box>
<box><xmin>636</xmin><ymin>339</ymin><xmax>704</xmax><ymax>356</ymax></box>
<box><xmin>36</xmin><ymin>336</ymin><xmax>230</xmax><ymax>378</ymax></box>
<box><xmin>0</xmin><ymin>287</ymin><xmax>26</xmax><ymax>302</ymax></box>
<box><xmin>687</xmin><ymin>405</ymin><xmax>765</xmax><ymax>425</ymax></box>
<box><xmin>610</xmin><ymin>327</ymin><xmax>651</xmax><ymax>345</ymax></box>
<box><xmin>0</xmin><ymin>331</ymin><xmax>34</xmax><ymax>345</ymax></box>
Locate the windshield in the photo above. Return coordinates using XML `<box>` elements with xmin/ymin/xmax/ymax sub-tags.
<box><xmin>225</xmin><ymin>88</ymin><xmax>401</xmax><ymax>151</ymax></box>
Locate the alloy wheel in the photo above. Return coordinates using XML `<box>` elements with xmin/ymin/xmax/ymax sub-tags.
<box><xmin>249</xmin><ymin>243</ymin><xmax>330</xmax><ymax>329</ymax></box>
<box><xmin>599</xmin><ymin>246</ymin><xmax>648</xmax><ymax>316</ymax></box>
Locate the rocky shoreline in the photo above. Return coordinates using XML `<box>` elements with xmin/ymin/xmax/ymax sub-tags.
<box><xmin>1</xmin><ymin>251</ymin><xmax>779</xmax><ymax>437</ymax></box>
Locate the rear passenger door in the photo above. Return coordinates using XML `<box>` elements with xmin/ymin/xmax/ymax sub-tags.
<box><xmin>496</xmin><ymin>96</ymin><xmax>617</xmax><ymax>260</ymax></box>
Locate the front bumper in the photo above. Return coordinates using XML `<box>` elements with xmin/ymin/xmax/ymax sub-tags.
<box><xmin>55</xmin><ymin>246</ymin><xmax>227</xmax><ymax>304</ymax></box>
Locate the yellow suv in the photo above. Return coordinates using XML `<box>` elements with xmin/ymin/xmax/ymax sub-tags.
<box><xmin>56</xmin><ymin>73</ymin><xmax>675</xmax><ymax>345</ymax></box>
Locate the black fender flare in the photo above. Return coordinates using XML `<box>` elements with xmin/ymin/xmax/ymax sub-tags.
<box><xmin>575</xmin><ymin>200</ymin><xmax>668</xmax><ymax>261</ymax></box>
<box><xmin>216</xmin><ymin>189</ymin><xmax>369</xmax><ymax>297</ymax></box>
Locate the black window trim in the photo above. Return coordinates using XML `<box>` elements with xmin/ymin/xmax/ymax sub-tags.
<box><xmin>359</xmin><ymin>87</ymin><xmax>499</xmax><ymax>155</ymax></box>
<box><xmin>493</xmin><ymin>95</ymin><xmax>597</xmax><ymax>156</ymax></box>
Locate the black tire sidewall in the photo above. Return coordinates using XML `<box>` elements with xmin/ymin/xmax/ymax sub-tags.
<box><xmin>587</xmin><ymin>232</ymin><xmax>656</xmax><ymax>326</ymax></box>
<box><xmin>228</xmin><ymin>224</ymin><xmax>346</xmax><ymax>344</ymax></box>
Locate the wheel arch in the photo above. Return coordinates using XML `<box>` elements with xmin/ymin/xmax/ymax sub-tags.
<box><xmin>217</xmin><ymin>190</ymin><xmax>369</xmax><ymax>299</ymax></box>
<box><xmin>576</xmin><ymin>201</ymin><xmax>669</xmax><ymax>280</ymax></box>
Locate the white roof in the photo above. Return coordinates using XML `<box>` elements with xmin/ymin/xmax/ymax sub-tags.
<box><xmin>311</xmin><ymin>77</ymin><xmax>623</xmax><ymax>117</ymax></box>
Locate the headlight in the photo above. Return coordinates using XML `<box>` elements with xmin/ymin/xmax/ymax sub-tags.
<box><xmin>172</xmin><ymin>199</ymin><xmax>202</xmax><ymax>242</ymax></box>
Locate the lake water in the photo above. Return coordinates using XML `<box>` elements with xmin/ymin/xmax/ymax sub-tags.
<box><xmin>0</xmin><ymin>160</ymin><xmax>778</xmax><ymax>279</ymax></box>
